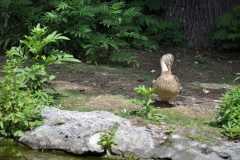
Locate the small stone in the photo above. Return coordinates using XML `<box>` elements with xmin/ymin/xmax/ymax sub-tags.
<box><xmin>217</xmin><ymin>152</ymin><xmax>232</xmax><ymax>159</ymax></box>
<box><xmin>203</xmin><ymin>88</ymin><xmax>210</xmax><ymax>94</ymax></box>
<box><xmin>137</xmin><ymin>79</ymin><xmax>144</xmax><ymax>82</ymax></box>
<box><xmin>79</xmin><ymin>89</ymin><xmax>85</xmax><ymax>92</ymax></box>
<box><xmin>215</xmin><ymin>105</ymin><xmax>220</xmax><ymax>109</ymax></box>
<box><xmin>151</xmin><ymin>70</ymin><xmax>156</xmax><ymax>73</ymax></box>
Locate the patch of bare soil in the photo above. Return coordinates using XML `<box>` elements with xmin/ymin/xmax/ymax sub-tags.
<box><xmin>1</xmin><ymin>47</ymin><xmax>239</xmax><ymax>121</ymax></box>
<box><xmin>50</xmin><ymin>47</ymin><xmax>239</xmax><ymax>121</ymax></box>
<box><xmin>84</xmin><ymin>95</ymin><xmax>140</xmax><ymax>110</ymax></box>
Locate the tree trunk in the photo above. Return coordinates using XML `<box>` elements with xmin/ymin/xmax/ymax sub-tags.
<box><xmin>162</xmin><ymin>0</ymin><xmax>240</xmax><ymax>47</ymax></box>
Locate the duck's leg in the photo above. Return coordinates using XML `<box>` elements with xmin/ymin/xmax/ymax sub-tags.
<box><xmin>162</xmin><ymin>101</ymin><xmax>167</xmax><ymax>108</ymax></box>
<box><xmin>162</xmin><ymin>101</ymin><xmax>170</xmax><ymax>108</ymax></box>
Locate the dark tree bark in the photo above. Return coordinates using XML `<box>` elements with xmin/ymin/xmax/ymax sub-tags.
<box><xmin>162</xmin><ymin>0</ymin><xmax>240</xmax><ymax>47</ymax></box>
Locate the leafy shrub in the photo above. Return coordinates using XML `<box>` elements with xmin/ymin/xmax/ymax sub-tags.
<box><xmin>0</xmin><ymin>0</ymin><xmax>50</xmax><ymax>49</ymax></box>
<box><xmin>195</xmin><ymin>54</ymin><xmax>204</xmax><ymax>63</ymax></box>
<box><xmin>134</xmin><ymin>85</ymin><xmax>167</xmax><ymax>123</ymax></box>
<box><xmin>211</xmin><ymin>5</ymin><xmax>240</xmax><ymax>50</ymax></box>
<box><xmin>143</xmin><ymin>18</ymin><xmax>187</xmax><ymax>48</ymax></box>
<box><xmin>217</xmin><ymin>85</ymin><xmax>240</xmax><ymax>139</ymax></box>
<box><xmin>235</xmin><ymin>73</ymin><xmax>240</xmax><ymax>81</ymax></box>
<box><xmin>97</xmin><ymin>122</ymin><xmax>119</xmax><ymax>156</ymax></box>
<box><xmin>39</xmin><ymin>0</ymin><xmax>145</xmax><ymax>65</ymax></box>
<box><xmin>0</xmin><ymin>0</ymin><xmax>186</xmax><ymax>66</ymax></box>
<box><xmin>0</xmin><ymin>24</ymin><xmax>79</xmax><ymax>137</ymax></box>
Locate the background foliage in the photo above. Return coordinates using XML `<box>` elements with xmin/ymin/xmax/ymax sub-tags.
<box><xmin>211</xmin><ymin>5</ymin><xmax>240</xmax><ymax>50</ymax></box>
<box><xmin>0</xmin><ymin>0</ymin><xmax>186</xmax><ymax>65</ymax></box>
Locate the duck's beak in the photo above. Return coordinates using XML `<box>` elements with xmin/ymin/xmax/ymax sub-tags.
<box><xmin>167</xmin><ymin>64</ymin><xmax>172</xmax><ymax>71</ymax></box>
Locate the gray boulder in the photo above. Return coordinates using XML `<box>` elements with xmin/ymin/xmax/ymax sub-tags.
<box><xmin>19</xmin><ymin>107</ymin><xmax>240</xmax><ymax>160</ymax></box>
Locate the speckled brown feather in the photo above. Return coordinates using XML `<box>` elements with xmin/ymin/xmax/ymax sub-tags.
<box><xmin>152</xmin><ymin>54</ymin><xmax>181</xmax><ymax>101</ymax></box>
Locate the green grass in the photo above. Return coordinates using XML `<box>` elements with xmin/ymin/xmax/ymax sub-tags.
<box><xmin>51</xmin><ymin>88</ymin><xmax>102</xmax><ymax>111</ymax></box>
<box><xmin>149</xmin><ymin>108</ymin><xmax>222</xmax><ymax>143</ymax></box>
<box><xmin>50</xmin><ymin>83</ymin><xmax>223</xmax><ymax>143</ymax></box>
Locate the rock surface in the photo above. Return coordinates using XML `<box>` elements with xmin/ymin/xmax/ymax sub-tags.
<box><xmin>19</xmin><ymin>107</ymin><xmax>240</xmax><ymax>160</ymax></box>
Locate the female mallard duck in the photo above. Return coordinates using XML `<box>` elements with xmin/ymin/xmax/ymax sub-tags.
<box><xmin>152</xmin><ymin>53</ymin><xmax>181</xmax><ymax>107</ymax></box>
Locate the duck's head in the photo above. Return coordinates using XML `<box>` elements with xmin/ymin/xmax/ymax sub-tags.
<box><xmin>160</xmin><ymin>53</ymin><xmax>174</xmax><ymax>71</ymax></box>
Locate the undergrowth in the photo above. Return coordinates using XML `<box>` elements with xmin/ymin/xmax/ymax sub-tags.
<box><xmin>0</xmin><ymin>0</ymin><xmax>186</xmax><ymax>66</ymax></box>
<box><xmin>0</xmin><ymin>24</ymin><xmax>79</xmax><ymax>138</ymax></box>
<box><xmin>211</xmin><ymin>5</ymin><xmax>240</xmax><ymax>50</ymax></box>
<box><xmin>97</xmin><ymin>122</ymin><xmax>120</xmax><ymax>156</ymax></box>
<box><xmin>216</xmin><ymin>84</ymin><xmax>240</xmax><ymax>139</ymax></box>
<box><xmin>206</xmin><ymin>74</ymin><xmax>240</xmax><ymax>140</ymax></box>
<box><xmin>133</xmin><ymin>85</ymin><xmax>167</xmax><ymax>123</ymax></box>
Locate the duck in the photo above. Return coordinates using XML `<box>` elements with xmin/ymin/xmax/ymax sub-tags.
<box><xmin>152</xmin><ymin>53</ymin><xmax>181</xmax><ymax>107</ymax></box>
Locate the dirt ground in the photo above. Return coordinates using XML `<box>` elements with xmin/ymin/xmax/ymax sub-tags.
<box><xmin>49</xmin><ymin>47</ymin><xmax>240</xmax><ymax>121</ymax></box>
<box><xmin>0</xmin><ymin>47</ymin><xmax>239</xmax><ymax>121</ymax></box>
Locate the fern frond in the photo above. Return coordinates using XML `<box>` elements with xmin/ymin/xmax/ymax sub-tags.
<box><xmin>144</xmin><ymin>39</ymin><xmax>159</xmax><ymax>50</ymax></box>
<box><xmin>125</xmin><ymin>0</ymin><xmax>144</xmax><ymax>8</ymax></box>
<box><xmin>116</xmin><ymin>25</ymin><xmax>142</xmax><ymax>32</ymax></box>
<box><xmin>97</xmin><ymin>4</ymin><xmax>110</xmax><ymax>14</ymax></box>
<box><xmin>151</xmin><ymin>33</ymin><xmax>164</xmax><ymax>41</ymax></box>
<box><xmin>233</xmin><ymin>5</ymin><xmax>240</xmax><ymax>17</ymax></box>
<box><xmin>228</xmin><ymin>33</ymin><xmax>240</xmax><ymax>41</ymax></box>
<box><xmin>123</xmin><ymin>7</ymin><xmax>141</xmax><ymax>17</ymax></box>
<box><xmin>1</xmin><ymin>37</ymin><xmax>12</xmax><ymax>50</ymax></box>
<box><xmin>66</xmin><ymin>25</ymin><xmax>92</xmax><ymax>38</ymax></box>
<box><xmin>222</xmin><ymin>42</ymin><xmax>239</xmax><ymax>49</ymax></box>
<box><xmin>146</xmin><ymin>26</ymin><xmax>159</xmax><ymax>34</ymax></box>
<box><xmin>212</xmin><ymin>28</ymin><xmax>228</xmax><ymax>40</ymax></box>
<box><xmin>0</xmin><ymin>0</ymin><xmax>31</xmax><ymax>8</ymax></box>
<box><xmin>101</xmin><ymin>19</ymin><xmax>113</xmax><ymax>28</ymax></box>
<box><xmin>116</xmin><ymin>31</ymin><xmax>147</xmax><ymax>41</ymax></box>
<box><xmin>137</xmin><ymin>15</ymin><xmax>160</xmax><ymax>27</ymax></box>
<box><xmin>73</xmin><ymin>5</ymin><xmax>96</xmax><ymax>18</ymax></box>
<box><xmin>0</xmin><ymin>0</ymin><xmax>11</xmax><ymax>8</ymax></box>
<box><xmin>168</xmin><ymin>22</ymin><xmax>182</xmax><ymax>29</ymax></box>
<box><xmin>145</xmin><ymin>19</ymin><xmax>169</xmax><ymax>33</ymax></box>
<box><xmin>45</xmin><ymin>31</ymin><xmax>70</xmax><ymax>42</ymax></box>
<box><xmin>40</xmin><ymin>11</ymin><xmax>59</xmax><ymax>23</ymax></box>
<box><xmin>22</xmin><ymin>7</ymin><xmax>43</xmax><ymax>31</ymax></box>
<box><xmin>145</xmin><ymin>0</ymin><xmax>164</xmax><ymax>11</ymax></box>
<box><xmin>172</xmin><ymin>31</ymin><xmax>185</xmax><ymax>43</ymax></box>
<box><xmin>111</xmin><ymin>51</ymin><xmax>140</xmax><ymax>67</ymax></box>
<box><xmin>217</xmin><ymin>12</ymin><xmax>236</xmax><ymax>27</ymax></box>
<box><xmin>110</xmin><ymin>1</ymin><xmax>125</xmax><ymax>13</ymax></box>
<box><xmin>159</xmin><ymin>20</ymin><xmax>169</xmax><ymax>30</ymax></box>
<box><xmin>56</xmin><ymin>2</ymin><xmax>73</xmax><ymax>11</ymax></box>
<box><xmin>76</xmin><ymin>25</ymin><xmax>92</xmax><ymax>38</ymax></box>
<box><xmin>50</xmin><ymin>49</ymin><xmax>80</xmax><ymax>63</ymax></box>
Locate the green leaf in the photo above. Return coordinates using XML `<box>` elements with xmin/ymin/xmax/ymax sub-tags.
<box><xmin>0</xmin><ymin>121</ymin><xmax>3</xmax><ymax>129</ymax></box>
<box><xmin>3</xmin><ymin>38</ymin><xmax>12</xmax><ymax>50</ymax></box>
<box><xmin>13</xmin><ymin>130</ymin><xmax>25</xmax><ymax>137</ymax></box>
<box><xmin>217</xmin><ymin>12</ymin><xmax>236</xmax><ymax>27</ymax></box>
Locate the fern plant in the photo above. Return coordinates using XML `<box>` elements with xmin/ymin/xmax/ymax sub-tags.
<box><xmin>40</xmin><ymin>0</ymin><xmax>143</xmax><ymax>66</ymax></box>
<box><xmin>1</xmin><ymin>0</ymin><xmax>186</xmax><ymax>66</ymax></box>
<box><xmin>217</xmin><ymin>85</ymin><xmax>240</xmax><ymax>139</ymax></box>
<box><xmin>211</xmin><ymin>5</ymin><xmax>240</xmax><ymax>50</ymax></box>
<box><xmin>0</xmin><ymin>0</ymin><xmax>50</xmax><ymax>49</ymax></box>
<box><xmin>142</xmin><ymin>16</ymin><xmax>187</xmax><ymax>48</ymax></box>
